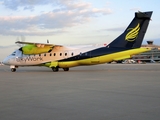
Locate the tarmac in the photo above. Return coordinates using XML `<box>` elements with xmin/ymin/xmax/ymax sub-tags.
<box><xmin>0</xmin><ymin>64</ymin><xmax>160</xmax><ymax>120</ymax></box>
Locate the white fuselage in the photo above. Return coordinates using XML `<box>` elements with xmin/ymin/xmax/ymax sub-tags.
<box><xmin>3</xmin><ymin>44</ymin><xmax>105</xmax><ymax>66</ymax></box>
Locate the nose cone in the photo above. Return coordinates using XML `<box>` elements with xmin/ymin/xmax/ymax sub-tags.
<box><xmin>2</xmin><ymin>57</ymin><xmax>9</xmax><ymax>65</ymax></box>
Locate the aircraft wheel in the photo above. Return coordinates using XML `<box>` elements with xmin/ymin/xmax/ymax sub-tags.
<box><xmin>52</xmin><ymin>67</ymin><xmax>59</xmax><ymax>72</ymax></box>
<box><xmin>11</xmin><ymin>68</ymin><xmax>16</xmax><ymax>72</ymax></box>
<box><xmin>63</xmin><ymin>68</ymin><xmax>69</xmax><ymax>71</ymax></box>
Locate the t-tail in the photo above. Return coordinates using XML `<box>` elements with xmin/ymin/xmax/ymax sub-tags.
<box><xmin>108</xmin><ymin>11</ymin><xmax>153</xmax><ymax>49</ymax></box>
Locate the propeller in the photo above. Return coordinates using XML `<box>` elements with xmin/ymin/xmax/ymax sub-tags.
<box><xmin>15</xmin><ymin>35</ymin><xmax>26</xmax><ymax>47</ymax></box>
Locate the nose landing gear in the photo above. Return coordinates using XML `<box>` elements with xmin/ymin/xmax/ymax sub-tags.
<box><xmin>10</xmin><ymin>65</ymin><xmax>18</xmax><ymax>72</ymax></box>
<box><xmin>11</xmin><ymin>68</ymin><xmax>16</xmax><ymax>72</ymax></box>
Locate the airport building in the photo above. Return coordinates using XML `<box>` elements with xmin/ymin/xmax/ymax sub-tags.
<box><xmin>132</xmin><ymin>41</ymin><xmax>160</xmax><ymax>63</ymax></box>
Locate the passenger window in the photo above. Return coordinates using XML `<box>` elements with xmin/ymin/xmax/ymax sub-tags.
<box><xmin>54</xmin><ymin>53</ymin><xmax>56</xmax><ymax>56</ymax></box>
<box><xmin>65</xmin><ymin>53</ymin><xmax>67</xmax><ymax>56</ymax></box>
<box><xmin>71</xmin><ymin>53</ymin><xmax>74</xmax><ymax>56</ymax></box>
<box><xmin>44</xmin><ymin>53</ymin><xmax>46</xmax><ymax>56</ymax></box>
<box><xmin>50</xmin><ymin>53</ymin><xmax>52</xmax><ymax>56</ymax></box>
<box><xmin>39</xmin><ymin>54</ymin><xmax>41</xmax><ymax>56</ymax></box>
<box><xmin>60</xmin><ymin>53</ymin><xmax>62</xmax><ymax>56</ymax></box>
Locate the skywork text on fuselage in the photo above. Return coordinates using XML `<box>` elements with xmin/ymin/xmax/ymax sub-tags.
<box><xmin>16</xmin><ymin>57</ymin><xmax>43</xmax><ymax>63</ymax></box>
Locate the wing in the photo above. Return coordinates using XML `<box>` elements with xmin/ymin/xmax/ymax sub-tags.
<box><xmin>15</xmin><ymin>41</ymin><xmax>62</xmax><ymax>47</ymax></box>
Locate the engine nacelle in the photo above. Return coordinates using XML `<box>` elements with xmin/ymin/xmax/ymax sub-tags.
<box><xmin>20</xmin><ymin>44</ymin><xmax>53</xmax><ymax>55</ymax></box>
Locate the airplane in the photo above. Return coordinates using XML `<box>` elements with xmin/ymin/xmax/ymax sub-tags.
<box><xmin>3</xmin><ymin>11</ymin><xmax>153</xmax><ymax>72</ymax></box>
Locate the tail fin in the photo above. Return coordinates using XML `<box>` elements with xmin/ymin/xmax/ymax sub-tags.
<box><xmin>107</xmin><ymin>11</ymin><xmax>152</xmax><ymax>49</ymax></box>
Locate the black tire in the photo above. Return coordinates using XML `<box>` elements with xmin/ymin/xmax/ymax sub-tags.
<box><xmin>52</xmin><ymin>67</ymin><xmax>59</xmax><ymax>72</ymax></box>
<box><xmin>63</xmin><ymin>68</ymin><xmax>69</xmax><ymax>71</ymax></box>
<box><xmin>11</xmin><ymin>68</ymin><xmax>16</xmax><ymax>72</ymax></box>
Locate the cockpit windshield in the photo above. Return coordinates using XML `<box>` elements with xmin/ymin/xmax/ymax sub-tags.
<box><xmin>11</xmin><ymin>51</ymin><xmax>16</xmax><ymax>56</ymax></box>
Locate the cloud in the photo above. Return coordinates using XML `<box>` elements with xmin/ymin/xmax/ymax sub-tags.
<box><xmin>130</xmin><ymin>8</ymin><xmax>141</xmax><ymax>11</ymax></box>
<box><xmin>100</xmin><ymin>26</ymin><xmax>125</xmax><ymax>32</ymax></box>
<box><xmin>2</xmin><ymin>0</ymin><xmax>56</xmax><ymax>10</ymax></box>
<box><xmin>0</xmin><ymin>45</ymin><xmax>16</xmax><ymax>48</ymax></box>
<box><xmin>0</xmin><ymin>0</ymin><xmax>112</xmax><ymax>36</ymax></box>
<box><xmin>2</xmin><ymin>0</ymin><xmax>91</xmax><ymax>11</ymax></box>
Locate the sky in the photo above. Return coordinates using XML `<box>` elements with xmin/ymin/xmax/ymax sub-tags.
<box><xmin>0</xmin><ymin>0</ymin><xmax>160</xmax><ymax>61</ymax></box>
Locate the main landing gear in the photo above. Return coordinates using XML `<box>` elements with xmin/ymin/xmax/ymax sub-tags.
<box><xmin>51</xmin><ymin>67</ymin><xmax>69</xmax><ymax>72</ymax></box>
<box><xmin>51</xmin><ymin>67</ymin><xmax>59</xmax><ymax>72</ymax></box>
<box><xmin>63</xmin><ymin>68</ymin><xmax>69</xmax><ymax>71</ymax></box>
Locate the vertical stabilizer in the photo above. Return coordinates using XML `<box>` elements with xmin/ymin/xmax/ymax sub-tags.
<box><xmin>108</xmin><ymin>11</ymin><xmax>152</xmax><ymax>49</ymax></box>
